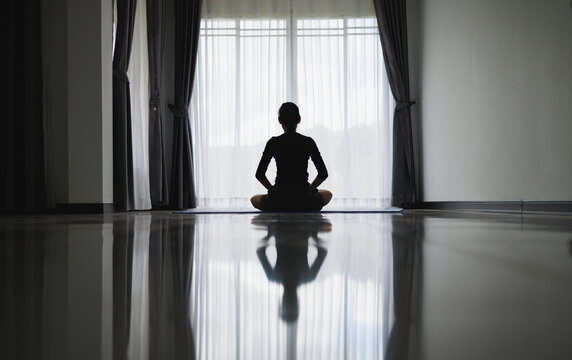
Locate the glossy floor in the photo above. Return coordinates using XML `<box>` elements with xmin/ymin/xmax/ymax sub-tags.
<box><xmin>1</xmin><ymin>210</ymin><xmax>572</xmax><ymax>360</ymax></box>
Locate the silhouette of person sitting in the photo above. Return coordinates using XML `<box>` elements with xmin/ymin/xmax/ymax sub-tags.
<box><xmin>253</xmin><ymin>214</ymin><xmax>330</xmax><ymax>322</ymax></box>
<box><xmin>251</xmin><ymin>102</ymin><xmax>333</xmax><ymax>211</ymax></box>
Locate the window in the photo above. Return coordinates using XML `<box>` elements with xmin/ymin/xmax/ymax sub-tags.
<box><xmin>190</xmin><ymin>14</ymin><xmax>393</xmax><ymax>208</ymax></box>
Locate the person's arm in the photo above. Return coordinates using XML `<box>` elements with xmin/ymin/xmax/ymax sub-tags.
<box><xmin>255</xmin><ymin>139</ymin><xmax>274</xmax><ymax>190</ymax></box>
<box><xmin>310</xmin><ymin>176</ymin><xmax>325</xmax><ymax>190</ymax></box>
<box><xmin>258</xmin><ymin>176</ymin><xmax>273</xmax><ymax>190</ymax></box>
<box><xmin>306</xmin><ymin>246</ymin><xmax>328</xmax><ymax>282</ymax></box>
<box><xmin>309</xmin><ymin>139</ymin><xmax>328</xmax><ymax>190</ymax></box>
<box><xmin>257</xmin><ymin>246</ymin><xmax>277</xmax><ymax>281</ymax></box>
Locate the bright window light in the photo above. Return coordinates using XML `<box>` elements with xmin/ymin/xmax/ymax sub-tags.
<box><xmin>190</xmin><ymin>17</ymin><xmax>393</xmax><ymax>208</ymax></box>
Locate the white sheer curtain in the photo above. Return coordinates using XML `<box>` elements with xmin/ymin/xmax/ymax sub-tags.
<box><xmin>190</xmin><ymin>0</ymin><xmax>394</xmax><ymax>208</ymax></box>
<box><xmin>127</xmin><ymin>0</ymin><xmax>152</xmax><ymax>210</ymax></box>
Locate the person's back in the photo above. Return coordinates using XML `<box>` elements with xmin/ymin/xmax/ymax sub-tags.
<box><xmin>263</xmin><ymin>132</ymin><xmax>328</xmax><ymax>189</ymax></box>
<box><xmin>251</xmin><ymin>102</ymin><xmax>332</xmax><ymax>211</ymax></box>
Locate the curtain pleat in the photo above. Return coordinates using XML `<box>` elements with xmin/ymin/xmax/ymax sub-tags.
<box><xmin>1</xmin><ymin>0</ymin><xmax>47</xmax><ymax>213</ymax></box>
<box><xmin>147</xmin><ymin>0</ymin><xmax>169</xmax><ymax>207</ymax></box>
<box><xmin>168</xmin><ymin>0</ymin><xmax>202</xmax><ymax>210</ymax></box>
<box><xmin>373</xmin><ymin>0</ymin><xmax>417</xmax><ymax>208</ymax></box>
<box><xmin>128</xmin><ymin>0</ymin><xmax>152</xmax><ymax>210</ymax></box>
<box><xmin>113</xmin><ymin>0</ymin><xmax>138</xmax><ymax>211</ymax></box>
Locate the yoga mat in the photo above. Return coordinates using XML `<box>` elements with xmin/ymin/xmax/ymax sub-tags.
<box><xmin>173</xmin><ymin>207</ymin><xmax>403</xmax><ymax>215</ymax></box>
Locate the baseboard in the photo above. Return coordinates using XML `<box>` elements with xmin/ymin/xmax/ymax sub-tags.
<box><xmin>522</xmin><ymin>201</ymin><xmax>572</xmax><ymax>213</ymax></box>
<box><xmin>418</xmin><ymin>201</ymin><xmax>572</xmax><ymax>214</ymax></box>
<box><xmin>55</xmin><ymin>203</ymin><xmax>114</xmax><ymax>214</ymax></box>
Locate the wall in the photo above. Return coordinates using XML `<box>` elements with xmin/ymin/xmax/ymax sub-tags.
<box><xmin>45</xmin><ymin>0</ymin><xmax>113</xmax><ymax>205</ymax></box>
<box><xmin>43</xmin><ymin>0</ymin><xmax>69</xmax><ymax>204</ymax></box>
<box><xmin>419</xmin><ymin>0</ymin><xmax>572</xmax><ymax>201</ymax></box>
<box><xmin>67</xmin><ymin>0</ymin><xmax>113</xmax><ymax>204</ymax></box>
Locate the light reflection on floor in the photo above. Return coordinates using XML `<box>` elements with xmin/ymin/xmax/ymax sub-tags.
<box><xmin>191</xmin><ymin>214</ymin><xmax>393</xmax><ymax>360</ymax></box>
<box><xmin>1</xmin><ymin>210</ymin><xmax>572</xmax><ymax>360</ymax></box>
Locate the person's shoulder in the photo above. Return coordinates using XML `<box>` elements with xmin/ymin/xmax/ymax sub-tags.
<box><xmin>296</xmin><ymin>132</ymin><xmax>317</xmax><ymax>145</ymax></box>
<box><xmin>263</xmin><ymin>136</ymin><xmax>279</xmax><ymax>150</ymax></box>
<box><xmin>293</xmin><ymin>132</ymin><xmax>313</xmax><ymax>141</ymax></box>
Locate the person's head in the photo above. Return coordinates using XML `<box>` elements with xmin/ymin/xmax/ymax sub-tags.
<box><xmin>279</xmin><ymin>286</ymin><xmax>299</xmax><ymax>322</ymax></box>
<box><xmin>278</xmin><ymin>102</ymin><xmax>301</xmax><ymax>133</ymax></box>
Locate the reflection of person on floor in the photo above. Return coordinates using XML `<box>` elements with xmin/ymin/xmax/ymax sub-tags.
<box><xmin>251</xmin><ymin>102</ymin><xmax>333</xmax><ymax>211</ymax></box>
<box><xmin>254</xmin><ymin>214</ymin><xmax>330</xmax><ymax>322</ymax></box>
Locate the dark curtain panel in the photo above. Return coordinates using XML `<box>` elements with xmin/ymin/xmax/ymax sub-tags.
<box><xmin>373</xmin><ymin>0</ymin><xmax>417</xmax><ymax>207</ymax></box>
<box><xmin>147</xmin><ymin>0</ymin><xmax>169</xmax><ymax>207</ymax></box>
<box><xmin>113</xmin><ymin>0</ymin><xmax>138</xmax><ymax>211</ymax></box>
<box><xmin>112</xmin><ymin>217</ymin><xmax>135</xmax><ymax>360</ymax></box>
<box><xmin>168</xmin><ymin>0</ymin><xmax>203</xmax><ymax>210</ymax></box>
<box><xmin>1</xmin><ymin>0</ymin><xmax>47</xmax><ymax>213</ymax></box>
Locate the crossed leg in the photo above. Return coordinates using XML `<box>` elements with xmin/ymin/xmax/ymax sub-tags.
<box><xmin>250</xmin><ymin>190</ymin><xmax>332</xmax><ymax>210</ymax></box>
<box><xmin>319</xmin><ymin>190</ymin><xmax>333</xmax><ymax>206</ymax></box>
<box><xmin>250</xmin><ymin>194</ymin><xmax>264</xmax><ymax>210</ymax></box>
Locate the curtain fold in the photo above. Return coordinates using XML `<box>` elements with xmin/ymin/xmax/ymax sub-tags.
<box><xmin>128</xmin><ymin>0</ymin><xmax>152</xmax><ymax>210</ymax></box>
<box><xmin>1</xmin><ymin>0</ymin><xmax>47</xmax><ymax>213</ymax></box>
<box><xmin>168</xmin><ymin>0</ymin><xmax>203</xmax><ymax>210</ymax></box>
<box><xmin>373</xmin><ymin>0</ymin><xmax>417</xmax><ymax>207</ymax></box>
<box><xmin>113</xmin><ymin>0</ymin><xmax>138</xmax><ymax>211</ymax></box>
<box><xmin>147</xmin><ymin>0</ymin><xmax>169</xmax><ymax>207</ymax></box>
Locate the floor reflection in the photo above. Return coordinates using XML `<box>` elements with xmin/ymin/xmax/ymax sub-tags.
<box><xmin>113</xmin><ymin>216</ymin><xmax>197</xmax><ymax>360</ymax></box>
<box><xmin>385</xmin><ymin>215</ymin><xmax>420</xmax><ymax>360</ymax></box>
<box><xmin>253</xmin><ymin>214</ymin><xmax>330</xmax><ymax>323</ymax></box>
<box><xmin>4</xmin><ymin>210</ymin><xmax>571</xmax><ymax>359</ymax></box>
<box><xmin>191</xmin><ymin>213</ymin><xmax>395</xmax><ymax>359</ymax></box>
<box><xmin>0</xmin><ymin>221</ymin><xmax>50</xmax><ymax>360</ymax></box>
<box><xmin>0</xmin><ymin>214</ymin><xmax>398</xmax><ymax>360</ymax></box>
<box><xmin>252</xmin><ymin>214</ymin><xmax>331</xmax><ymax>359</ymax></box>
